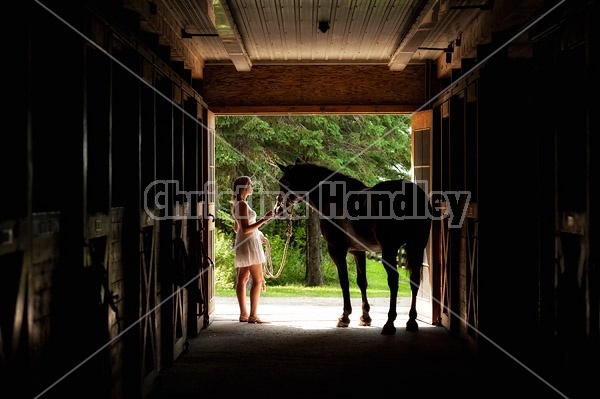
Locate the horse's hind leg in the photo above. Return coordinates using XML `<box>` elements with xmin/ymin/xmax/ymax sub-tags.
<box><xmin>381</xmin><ymin>246</ymin><xmax>400</xmax><ymax>335</ymax></box>
<box><xmin>405</xmin><ymin>244</ymin><xmax>424</xmax><ymax>332</ymax></box>
<box><xmin>352</xmin><ymin>251</ymin><xmax>371</xmax><ymax>326</ymax></box>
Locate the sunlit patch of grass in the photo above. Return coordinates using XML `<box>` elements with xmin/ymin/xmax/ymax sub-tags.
<box><xmin>216</xmin><ymin>259</ymin><xmax>412</xmax><ymax>298</ymax></box>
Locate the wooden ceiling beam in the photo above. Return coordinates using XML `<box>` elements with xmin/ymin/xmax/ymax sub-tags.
<box><xmin>199</xmin><ymin>64</ymin><xmax>428</xmax><ymax>114</ymax></box>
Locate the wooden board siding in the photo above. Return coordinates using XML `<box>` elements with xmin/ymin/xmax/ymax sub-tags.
<box><xmin>200</xmin><ymin>64</ymin><xmax>426</xmax><ymax>114</ymax></box>
<box><xmin>411</xmin><ymin>110</ymin><xmax>434</xmax><ymax>326</ymax></box>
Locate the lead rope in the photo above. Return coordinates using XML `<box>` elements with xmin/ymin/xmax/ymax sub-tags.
<box><xmin>261</xmin><ymin>215</ymin><xmax>293</xmax><ymax>291</ymax></box>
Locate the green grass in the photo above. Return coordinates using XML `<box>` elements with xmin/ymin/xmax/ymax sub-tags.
<box><xmin>216</xmin><ymin>258</ymin><xmax>412</xmax><ymax>298</ymax></box>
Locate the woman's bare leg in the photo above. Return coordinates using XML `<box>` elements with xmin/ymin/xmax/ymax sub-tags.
<box><xmin>248</xmin><ymin>264</ymin><xmax>264</xmax><ymax>319</ymax></box>
<box><xmin>236</xmin><ymin>267</ymin><xmax>250</xmax><ymax>320</ymax></box>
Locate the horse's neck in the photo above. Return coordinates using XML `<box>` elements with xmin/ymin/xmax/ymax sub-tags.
<box><xmin>298</xmin><ymin>166</ymin><xmax>367</xmax><ymax>213</ymax></box>
<box><xmin>304</xmin><ymin>178</ymin><xmax>362</xmax><ymax>217</ymax></box>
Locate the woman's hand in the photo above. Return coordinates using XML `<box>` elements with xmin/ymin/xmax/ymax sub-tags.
<box><xmin>258</xmin><ymin>230</ymin><xmax>268</xmax><ymax>243</ymax></box>
<box><xmin>263</xmin><ymin>210</ymin><xmax>274</xmax><ymax>221</ymax></box>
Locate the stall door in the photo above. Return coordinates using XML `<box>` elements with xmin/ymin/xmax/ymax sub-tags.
<box><xmin>139</xmin><ymin>212</ymin><xmax>160</xmax><ymax>396</ymax></box>
<box><xmin>411</xmin><ymin>110</ymin><xmax>433</xmax><ymax>325</ymax></box>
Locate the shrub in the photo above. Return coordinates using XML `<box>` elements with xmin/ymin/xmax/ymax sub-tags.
<box><xmin>214</xmin><ymin>229</ymin><xmax>236</xmax><ymax>290</ymax></box>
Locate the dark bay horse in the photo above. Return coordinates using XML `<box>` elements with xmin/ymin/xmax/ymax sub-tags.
<box><xmin>275</xmin><ymin>161</ymin><xmax>432</xmax><ymax>335</ymax></box>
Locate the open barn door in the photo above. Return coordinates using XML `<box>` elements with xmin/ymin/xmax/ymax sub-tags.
<box><xmin>201</xmin><ymin>110</ymin><xmax>217</xmax><ymax>326</ymax></box>
<box><xmin>411</xmin><ymin>110</ymin><xmax>434</xmax><ymax>326</ymax></box>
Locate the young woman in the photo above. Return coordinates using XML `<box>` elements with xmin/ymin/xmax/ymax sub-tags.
<box><xmin>231</xmin><ymin>176</ymin><xmax>274</xmax><ymax>323</ymax></box>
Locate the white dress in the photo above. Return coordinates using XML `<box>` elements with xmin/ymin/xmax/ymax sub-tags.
<box><xmin>233</xmin><ymin>201</ymin><xmax>266</xmax><ymax>268</ymax></box>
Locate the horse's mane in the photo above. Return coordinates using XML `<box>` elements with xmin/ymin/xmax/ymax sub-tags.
<box><xmin>294</xmin><ymin>162</ymin><xmax>368</xmax><ymax>190</ymax></box>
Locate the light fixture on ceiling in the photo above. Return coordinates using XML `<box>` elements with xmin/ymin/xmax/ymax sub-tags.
<box><xmin>318</xmin><ymin>21</ymin><xmax>330</xmax><ymax>33</ymax></box>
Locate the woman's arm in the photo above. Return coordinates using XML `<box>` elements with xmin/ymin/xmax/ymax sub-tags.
<box><xmin>235</xmin><ymin>201</ymin><xmax>273</xmax><ymax>234</ymax></box>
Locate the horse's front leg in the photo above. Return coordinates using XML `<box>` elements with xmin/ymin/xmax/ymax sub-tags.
<box><xmin>381</xmin><ymin>247</ymin><xmax>400</xmax><ymax>335</ymax></box>
<box><xmin>352</xmin><ymin>251</ymin><xmax>371</xmax><ymax>326</ymax></box>
<box><xmin>329</xmin><ymin>245</ymin><xmax>352</xmax><ymax>327</ymax></box>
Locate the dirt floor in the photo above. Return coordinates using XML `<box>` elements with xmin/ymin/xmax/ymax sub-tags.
<box><xmin>148</xmin><ymin>296</ymin><xmax>573</xmax><ymax>399</ymax></box>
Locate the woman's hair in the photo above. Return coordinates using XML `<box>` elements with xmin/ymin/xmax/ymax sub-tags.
<box><xmin>231</xmin><ymin>175</ymin><xmax>252</xmax><ymax>204</ymax></box>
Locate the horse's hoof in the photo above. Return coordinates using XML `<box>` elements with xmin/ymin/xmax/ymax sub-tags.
<box><xmin>337</xmin><ymin>317</ymin><xmax>350</xmax><ymax>327</ymax></box>
<box><xmin>381</xmin><ymin>322</ymin><xmax>396</xmax><ymax>335</ymax></box>
<box><xmin>359</xmin><ymin>316</ymin><xmax>372</xmax><ymax>326</ymax></box>
<box><xmin>406</xmin><ymin>319</ymin><xmax>419</xmax><ymax>332</ymax></box>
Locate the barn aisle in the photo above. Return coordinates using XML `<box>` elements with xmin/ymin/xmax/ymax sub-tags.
<box><xmin>148</xmin><ymin>297</ymin><xmax>569</xmax><ymax>399</ymax></box>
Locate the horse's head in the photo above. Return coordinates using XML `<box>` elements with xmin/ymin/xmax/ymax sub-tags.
<box><xmin>274</xmin><ymin>161</ymin><xmax>304</xmax><ymax>218</ymax></box>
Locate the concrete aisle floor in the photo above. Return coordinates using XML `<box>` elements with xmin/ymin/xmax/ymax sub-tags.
<box><xmin>148</xmin><ymin>296</ymin><xmax>570</xmax><ymax>399</ymax></box>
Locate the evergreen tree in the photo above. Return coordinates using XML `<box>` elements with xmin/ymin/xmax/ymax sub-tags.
<box><xmin>215</xmin><ymin>114</ymin><xmax>411</xmax><ymax>286</ymax></box>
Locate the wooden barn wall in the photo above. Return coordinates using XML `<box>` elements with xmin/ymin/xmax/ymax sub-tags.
<box><xmin>431</xmin><ymin>61</ymin><xmax>481</xmax><ymax>348</ymax></box>
<box><xmin>200</xmin><ymin>64</ymin><xmax>426</xmax><ymax>114</ymax></box>
<box><xmin>1</xmin><ymin>2</ymin><xmax>214</xmax><ymax>398</ymax></box>
<box><xmin>431</xmin><ymin>2</ymin><xmax>597</xmax><ymax>398</ymax></box>
<box><xmin>2</xmin><ymin>1</ymin><xmax>597</xmax><ymax>399</ymax></box>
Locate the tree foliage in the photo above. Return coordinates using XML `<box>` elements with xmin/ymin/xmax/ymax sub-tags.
<box><xmin>215</xmin><ymin>114</ymin><xmax>411</xmax><ymax>198</ymax></box>
<box><xmin>214</xmin><ymin>114</ymin><xmax>412</xmax><ymax>287</ymax></box>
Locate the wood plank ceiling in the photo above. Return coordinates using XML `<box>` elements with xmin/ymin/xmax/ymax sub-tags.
<box><xmin>124</xmin><ymin>0</ymin><xmax>549</xmax><ymax>112</ymax></box>
<box><xmin>156</xmin><ymin>0</ymin><xmax>487</xmax><ymax>73</ymax></box>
